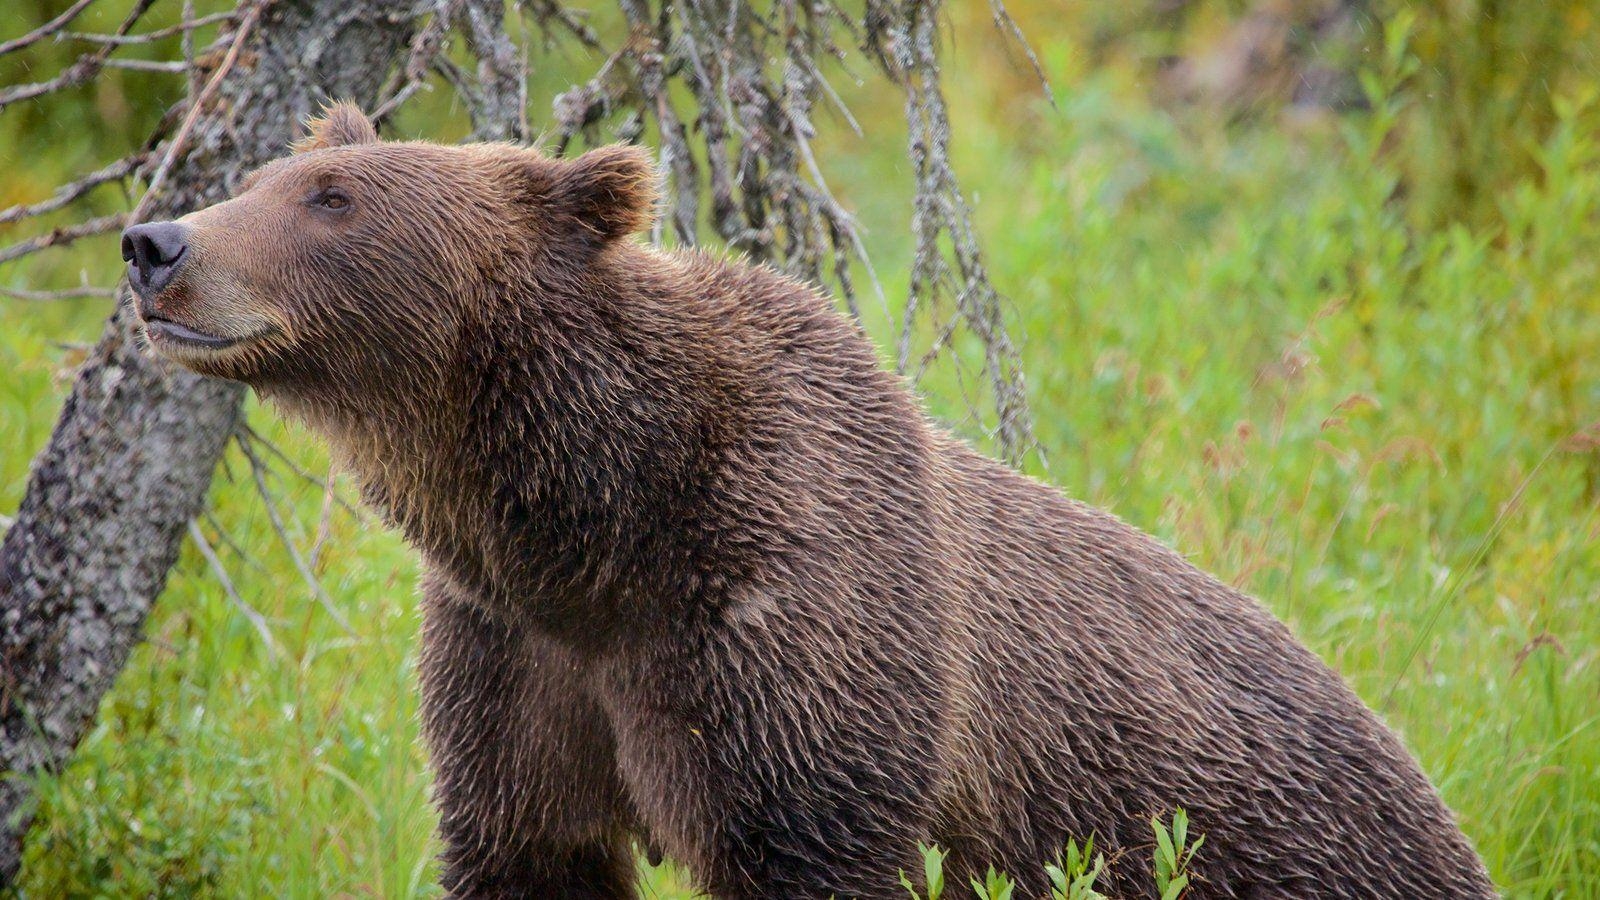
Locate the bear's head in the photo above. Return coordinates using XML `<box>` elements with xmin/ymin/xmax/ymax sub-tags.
<box><xmin>120</xmin><ymin>103</ymin><xmax>656</xmax><ymax>390</ymax></box>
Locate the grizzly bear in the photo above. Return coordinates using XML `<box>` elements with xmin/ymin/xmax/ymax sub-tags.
<box><xmin>122</xmin><ymin>103</ymin><xmax>1495</xmax><ymax>899</ymax></box>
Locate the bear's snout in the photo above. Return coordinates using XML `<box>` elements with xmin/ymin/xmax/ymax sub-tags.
<box><xmin>121</xmin><ymin>221</ymin><xmax>191</xmax><ymax>301</ymax></box>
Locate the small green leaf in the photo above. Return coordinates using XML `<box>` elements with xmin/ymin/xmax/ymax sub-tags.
<box><xmin>1153</xmin><ymin>815</ymin><xmax>1176</xmax><ymax>871</ymax></box>
<box><xmin>918</xmin><ymin>842</ymin><xmax>946</xmax><ymax>900</ymax></box>
<box><xmin>1186</xmin><ymin>834</ymin><xmax>1206</xmax><ymax>866</ymax></box>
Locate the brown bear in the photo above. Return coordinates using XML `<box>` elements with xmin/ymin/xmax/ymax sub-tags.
<box><xmin>122</xmin><ymin>103</ymin><xmax>1495</xmax><ymax>899</ymax></box>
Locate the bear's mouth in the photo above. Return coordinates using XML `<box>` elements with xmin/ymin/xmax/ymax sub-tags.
<box><xmin>144</xmin><ymin>315</ymin><xmax>255</xmax><ymax>350</ymax></box>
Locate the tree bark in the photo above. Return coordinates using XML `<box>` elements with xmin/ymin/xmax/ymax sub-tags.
<box><xmin>0</xmin><ymin>0</ymin><xmax>423</xmax><ymax>884</ymax></box>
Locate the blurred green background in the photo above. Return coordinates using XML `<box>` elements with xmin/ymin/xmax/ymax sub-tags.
<box><xmin>3</xmin><ymin>1</ymin><xmax>1598</xmax><ymax>896</ymax></box>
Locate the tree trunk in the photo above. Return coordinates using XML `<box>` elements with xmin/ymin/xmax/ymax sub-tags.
<box><xmin>0</xmin><ymin>0</ymin><xmax>423</xmax><ymax>883</ymax></box>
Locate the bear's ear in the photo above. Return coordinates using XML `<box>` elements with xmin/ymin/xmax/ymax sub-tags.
<box><xmin>550</xmin><ymin>144</ymin><xmax>659</xmax><ymax>244</ymax></box>
<box><xmin>293</xmin><ymin>102</ymin><xmax>378</xmax><ymax>153</ymax></box>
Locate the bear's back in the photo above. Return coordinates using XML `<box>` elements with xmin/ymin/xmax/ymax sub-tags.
<box><xmin>922</xmin><ymin>441</ymin><xmax>1493</xmax><ymax>897</ymax></box>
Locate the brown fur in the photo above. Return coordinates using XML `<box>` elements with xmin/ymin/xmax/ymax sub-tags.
<box><xmin>129</xmin><ymin>104</ymin><xmax>1496</xmax><ymax>899</ymax></box>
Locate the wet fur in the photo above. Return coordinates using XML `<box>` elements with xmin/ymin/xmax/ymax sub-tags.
<box><xmin>145</xmin><ymin>105</ymin><xmax>1495</xmax><ymax>898</ymax></box>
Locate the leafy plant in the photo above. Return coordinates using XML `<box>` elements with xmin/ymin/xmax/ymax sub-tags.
<box><xmin>1045</xmin><ymin>836</ymin><xmax>1108</xmax><ymax>900</ymax></box>
<box><xmin>901</xmin><ymin>842</ymin><xmax>948</xmax><ymax>900</ymax></box>
<box><xmin>969</xmin><ymin>865</ymin><xmax>1015</xmax><ymax>900</ymax></box>
<box><xmin>1152</xmin><ymin>808</ymin><xmax>1205</xmax><ymax>900</ymax></box>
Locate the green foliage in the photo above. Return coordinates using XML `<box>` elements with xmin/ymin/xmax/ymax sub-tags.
<box><xmin>1379</xmin><ymin>0</ymin><xmax>1600</xmax><ymax>227</ymax></box>
<box><xmin>1151</xmin><ymin>809</ymin><xmax>1204</xmax><ymax>900</ymax></box>
<box><xmin>4</xmin><ymin>3</ymin><xmax>1600</xmax><ymax>899</ymax></box>
<box><xmin>1045</xmin><ymin>837</ymin><xmax>1107</xmax><ymax>900</ymax></box>
<box><xmin>969</xmin><ymin>866</ymin><xmax>1015</xmax><ymax>900</ymax></box>
<box><xmin>901</xmin><ymin>842</ymin><xmax>947</xmax><ymax>900</ymax></box>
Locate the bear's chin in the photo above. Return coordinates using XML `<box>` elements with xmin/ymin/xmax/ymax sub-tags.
<box><xmin>141</xmin><ymin>323</ymin><xmax>274</xmax><ymax>382</ymax></box>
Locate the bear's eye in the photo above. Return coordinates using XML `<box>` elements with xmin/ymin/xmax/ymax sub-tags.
<box><xmin>311</xmin><ymin>188</ymin><xmax>351</xmax><ymax>212</ymax></box>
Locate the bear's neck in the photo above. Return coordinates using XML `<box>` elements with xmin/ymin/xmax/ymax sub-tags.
<box><xmin>289</xmin><ymin>247</ymin><xmax>805</xmax><ymax>652</ymax></box>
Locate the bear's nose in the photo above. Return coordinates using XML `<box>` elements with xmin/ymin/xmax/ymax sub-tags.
<box><xmin>120</xmin><ymin>221</ymin><xmax>191</xmax><ymax>299</ymax></box>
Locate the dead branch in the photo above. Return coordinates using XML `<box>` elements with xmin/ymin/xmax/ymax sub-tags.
<box><xmin>522</xmin><ymin>0</ymin><xmax>602</xmax><ymax>51</ymax></box>
<box><xmin>61</xmin><ymin>10</ymin><xmax>236</xmax><ymax>45</ymax></box>
<box><xmin>0</xmin><ymin>285</ymin><xmax>117</xmax><ymax>302</ymax></box>
<box><xmin>866</xmin><ymin>0</ymin><xmax>1038</xmax><ymax>463</ymax></box>
<box><xmin>129</xmin><ymin>0</ymin><xmax>268</xmax><ymax>225</ymax></box>
<box><xmin>0</xmin><ymin>154</ymin><xmax>149</xmax><ymax>227</ymax></box>
<box><xmin>371</xmin><ymin>0</ymin><xmax>461</xmax><ymax>125</ymax></box>
<box><xmin>0</xmin><ymin>0</ymin><xmax>158</xmax><ymax>113</ymax></box>
<box><xmin>0</xmin><ymin>0</ymin><xmax>99</xmax><ymax>58</ymax></box>
<box><xmin>100</xmin><ymin>58</ymin><xmax>190</xmax><ymax>73</ymax></box>
<box><xmin>236</xmin><ymin>432</ymin><xmax>356</xmax><ymax>635</ymax></box>
<box><xmin>0</xmin><ymin>214</ymin><xmax>128</xmax><ymax>268</ymax></box>
<box><xmin>200</xmin><ymin>510</ymin><xmax>270</xmax><ymax>575</ymax></box>
<box><xmin>187</xmin><ymin>521</ymin><xmax>283</xmax><ymax>660</ymax></box>
<box><xmin>457</xmin><ymin>0</ymin><xmax>530</xmax><ymax>142</ymax></box>
<box><xmin>986</xmin><ymin>0</ymin><xmax>1055</xmax><ymax>107</ymax></box>
<box><xmin>238</xmin><ymin>424</ymin><xmax>365</xmax><ymax>520</ymax></box>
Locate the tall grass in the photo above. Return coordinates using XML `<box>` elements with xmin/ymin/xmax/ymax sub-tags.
<box><xmin>2</xmin><ymin>4</ymin><xmax>1598</xmax><ymax>898</ymax></box>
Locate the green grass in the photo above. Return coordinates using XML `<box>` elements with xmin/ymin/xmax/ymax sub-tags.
<box><xmin>4</xmin><ymin>10</ymin><xmax>1600</xmax><ymax>899</ymax></box>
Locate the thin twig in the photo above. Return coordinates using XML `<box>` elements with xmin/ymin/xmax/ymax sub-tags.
<box><xmin>181</xmin><ymin>0</ymin><xmax>202</xmax><ymax>100</ymax></box>
<box><xmin>371</xmin><ymin>0</ymin><xmax>460</xmax><ymax>125</ymax></box>
<box><xmin>0</xmin><ymin>214</ymin><xmax>127</xmax><ymax>268</ymax></box>
<box><xmin>522</xmin><ymin>0</ymin><xmax>602</xmax><ymax>50</ymax></box>
<box><xmin>0</xmin><ymin>284</ymin><xmax>117</xmax><ymax>301</ymax></box>
<box><xmin>239</xmin><ymin>424</ymin><xmax>364</xmax><ymax>519</ymax></box>
<box><xmin>129</xmin><ymin>0</ymin><xmax>268</xmax><ymax>225</ymax></box>
<box><xmin>0</xmin><ymin>0</ymin><xmax>158</xmax><ymax>112</ymax></box>
<box><xmin>61</xmin><ymin>11</ymin><xmax>235</xmax><ymax>45</ymax></box>
<box><xmin>237</xmin><ymin>432</ymin><xmax>356</xmax><ymax>635</ymax></box>
<box><xmin>0</xmin><ymin>0</ymin><xmax>99</xmax><ymax>58</ymax></box>
<box><xmin>308</xmin><ymin>466</ymin><xmax>340</xmax><ymax>569</ymax></box>
<box><xmin>0</xmin><ymin>154</ymin><xmax>149</xmax><ymax>226</ymax></box>
<box><xmin>201</xmin><ymin>510</ymin><xmax>270</xmax><ymax>575</ymax></box>
<box><xmin>101</xmin><ymin>58</ymin><xmax>189</xmax><ymax>73</ymax></box>
<box><xmin>986</xmin><ymin>0</ymin><xmax>1055</xmax><ymax>107</ymax></box>
<box><xmin>188</xmin><ymin>521</ymin><xmax>284</xmax><ymax>660</ymax></box>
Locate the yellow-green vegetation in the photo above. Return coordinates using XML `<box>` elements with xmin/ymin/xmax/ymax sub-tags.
<box><xmin>3</xmin><ymin>3</ymin><xmax>1597</xmax><ymax>897</ymax></box>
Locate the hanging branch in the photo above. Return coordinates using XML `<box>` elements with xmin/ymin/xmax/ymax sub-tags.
<box><xmin>865</xmin><ymin>0</ymin><xmax>1038</xmax><ymax>464</ymax></box>
<box><xmin>546</xmin><ymin>0</ymin><xmax>1038</xmax><ymax>462</ymax></box>
<box><xmin>552</xmin><ymin>0</ymin><xmax>875</xmax><ymax>314</ymax></box>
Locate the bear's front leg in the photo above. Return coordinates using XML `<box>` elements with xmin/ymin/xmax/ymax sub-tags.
<box><xmin>603</xmin><ymin>628</ymin><xmax>946</xmax><ymax>900</ymax></box>
<box><xmin>419</xmin><ymin>573</ymin><xmax>638</xmax><ymax>899</ymax></box>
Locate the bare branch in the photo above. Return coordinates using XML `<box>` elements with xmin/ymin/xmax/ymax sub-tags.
<box><xmin>201</xmin><ymin>510</ymin><xmax>270</xmax><ymax>575</ymax></box>
<box><xmin>0</xmin><ymin>154</ymin><xmax>148</xmax><ymax>226</ymax></box>
<box><xmin>0</xmin><ymin>0</ymin><xmax>158</xmax><ymax>113</ymax></box>
<box><xmin>100</xmin><ymin>58</ymin><xmax>190</xmax><ymax>73</ymax></box>
<box><xmin>0</xmin><ymin>285</ymin><xmax>117</xmax><ymax>302</ymax></box>
<box><xmin>521</xmin><ymin>0</ymin><xmax>602</xmax><ymax>51</ymax></box>
<box><xmin>239</xmin><ymin>424</ymin><xmax>365</xmax><ymax>520</ymax></box>
<box><xmin>0</xmin><ymin>0</ymin><xmax>99</xmax><ymax>58</ymax></box>
<box><xmin>987</xmin><ymin>0</ymin><xmax>1055</xmax><ymax>107</ymax></box>
<box><xmin>866</xmin><ymin>0</ymin><xmax>1038</xmax><ymax>463</ymax></box>
<box><xmin>187</xmin><ymin>521</ymin><xmax>283</xmax><ymax>661</ymax></box>
<box><xmin>371</xmin><ymin>0</ymin><xmax>460</xmax><ymax>125</ymax></box>
<box><xmin>130</xmin><ymin>0</ymin><xmax>268</xmax><ymax>225</ymax></box>
<box><xmin>0</xmin><ymin>214</ymin><xmax>126</xmax><ymax>268</ymax></box>
<box><xmin>236</xmin><ymin>431</ymin><xmax>356</xmax><ymax>635</ymax></box>
<box><xmin>553</xmin><ymin>0</ymin><xmax>873</xmax><ymax>314</ymax></box>
<box><xmin>61</xmin><ymin>11</ymin><xmax>236</xmax><ymax>46</ymax></box>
